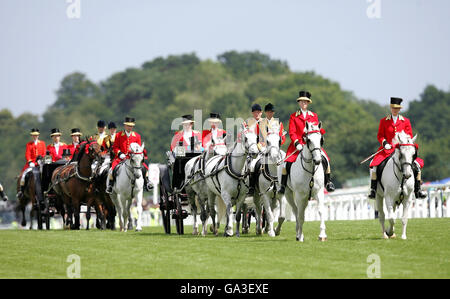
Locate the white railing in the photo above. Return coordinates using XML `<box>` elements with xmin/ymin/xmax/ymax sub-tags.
<box><xmin>300</xmin><ymin>183</ymin><xmax>450</xmax><ymax>222</ymax></box>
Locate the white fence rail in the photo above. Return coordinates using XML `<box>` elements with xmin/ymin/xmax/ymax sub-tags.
<box><xmin>300</xmin><ymin>183</ymin><xmax>450</xmax><ymax>222</ymax></box>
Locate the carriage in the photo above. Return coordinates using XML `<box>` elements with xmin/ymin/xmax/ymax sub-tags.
<box><xmin>30</xmin><ymin>153</ymin><xmax>67</xmax><ymax>229</ymax></box>
<box><xmin>158</xmin><ymin>141</ymin><xmax>203</xmax><ymax>235</ymax></box>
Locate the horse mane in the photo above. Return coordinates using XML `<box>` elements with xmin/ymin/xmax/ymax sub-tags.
<box><xmin>77</xmin><ymin>142</ymin><xmax>87</xmax><ymax>163</ymax></box>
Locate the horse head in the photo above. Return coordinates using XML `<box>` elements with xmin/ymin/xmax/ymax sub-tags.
<box><xmin>395</xmin><ymin>131</ymin><xmax>417</xmax><ymax>179</ymax></box>
<box><xmin>265</xmin><ymin>122</ymin><xmax>282</xmax><ymax>162</ymax></box>
<box><xmin>86</xmin><ymin>141</ymin><xmax>102</xmax><ymax>161</ymax></box>
<box><xmin>239</xmin><ymin>122</ymin><xmax>259</xmax><ymax>158</ymax></box>
<box><xmin>303</xmin><ymin>122</ymin><xmax>323</xmax><ymax>165</ymax></box>
<box><xmin>129</xmin><ymin>142</ymin><xmax>145</xmax><ymax>179</ymax></box>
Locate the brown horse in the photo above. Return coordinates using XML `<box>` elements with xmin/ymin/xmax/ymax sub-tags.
<box><xmin>51</xmin><ymin>141</ymin><xmax>102</xmax><ymax>230</ymax></box>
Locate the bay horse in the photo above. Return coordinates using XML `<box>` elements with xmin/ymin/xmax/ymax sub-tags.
<box><xmin>280</xmin><ymin>122</ymin><xmax>327</xmax><ymax>242</ymax></box>
<box><xmin>375</xmin><ymin>131</ymin><xmax>417</xmax><ymax>240</ymax></box>
<box><xmin>51</xmin><ymin>141</ymin><xmax>102</xmax><ymax>229</ymax></box>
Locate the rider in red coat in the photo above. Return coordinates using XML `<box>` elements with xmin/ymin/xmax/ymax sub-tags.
<box><xmin>17</xmin><ymin>128</ymin><xmax>47</xmax><ymax>199</ymax></box>
<box><xmin>106</xmin><ymin>117</ymin><xmax>149</xmax><ymax>193</ymax></box>
<box><xmin>368</xmin><ymin>97</ymin><xmax>426</xmax><ymax>199</ymax></box>
<box><xmin>202</xmin><ymin>113</ymin><xmax>227</xmax><ymax>150</ymax></box>
<box><xmin>47</xmin><ymin>128</ymin><xmax>67</xmax><ymax>162</ymax></box>
<box><xmin>279</xmin><ymin>91</ymin><xmax>335</xmax><ymax>194</ymax></box>
<box><xmin>66</xmin><ymin>128</ymin><xmax>83</xmax><ymax>160</ymax></box>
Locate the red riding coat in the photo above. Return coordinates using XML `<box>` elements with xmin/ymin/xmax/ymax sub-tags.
<box><xmin>285</xmin><ymin>110</ymin><xmax>328</xmax><ymax>163</ymax></box>
<box><xmin>47</xmin><ymin>143</ymin><xmax>67</xmax><ymax>162</ymax></box>
<box><xmin>111</xmin><ymin>130</ymin><xmax>147</xmax><ymax>170</ymax></box>
<box><xmin>66</xmin><ymin>143</ymin><xmax>81</xmax><ymax>159</ymax></box>
<box><xmin>202</xmin><ymin>128</ymin><xmax>226</xmax><ymax>149</ymax></box>
<box><xmin>370</xmin><ymin>114</ymin><xmax>424</xmax><ymax>168</ymax></box>
<box><xmin>22</xmin><ymin>140</ymin><xmax>46</xmax><ymax>171</ymax></box>
<box><xmin>170</xmin><ymin>130</ymin><xmax>202</xmax><ymax>151</ymax></box>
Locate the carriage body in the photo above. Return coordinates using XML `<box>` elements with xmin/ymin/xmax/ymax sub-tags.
<box><xmin>33</xmin><ymin>156</ymin><xmax>68</xmax><ymax>229</ymax></box>
<box><xmin>159</xmin><ymin>149</ymin><xmax>202</xmax><ymax>235</ymax></box>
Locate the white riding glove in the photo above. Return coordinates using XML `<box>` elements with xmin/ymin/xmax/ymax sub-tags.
<box><xmin>29</xmin><ymin>162</ymin><xmax>35</xmax><ymax>168</ymax></box>
<box><xmin>384</xmin><ymin>143</ymin><xmax>392</xmax><ymax>150</ymax></box>
<box><xmin>119</xmin><ymin>153</ymin><xmax>126</xmax><ymax>160</ymax></box>
<box><xmin>296</xmin><ymin>144</ymin><xmax>303</xmax><ymax>151</ymax></box>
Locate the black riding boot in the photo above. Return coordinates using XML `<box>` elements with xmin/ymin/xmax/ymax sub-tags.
<box><xmin>16</xmin><ymin>186</ymin><xmax>24</xmax><ymax>199</ymax></box>
<box><xmin>278</xmin><ymin>173</ymin><xmax>288</xmax><ymax>194</ymax></box>
<box><xmin>246</xmin><ymin>171</ymin><xmax>257</xmax><ymax>196</ymax></box>
<box><xmin>414</xmin><ymin>179</ymin><xmax>427</xmax><ymax>199</ymax></box>
<box><xmin>106</xmin><ymin>178</ymin><xmax>114</xmax><ymax>194</ymax></box>
<box><xmin>324</xmin><ymin>173</ymin><xmax>335</xmax><ymax>192</ymax></box>
<box><xmin>278</xmin><ymin>162</ymin><xmax>292</xmax><ymax>194</ymax></box>
<box><xmin>368</xmin><ymin>179</ymin><xmax>377</xmax><ymax>199</ymax></box>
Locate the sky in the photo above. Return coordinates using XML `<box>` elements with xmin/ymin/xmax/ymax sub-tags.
<box><xmin>0</xmin><ymin>0</ymin><xmax>449</xmax><ymax>116</ymax></box>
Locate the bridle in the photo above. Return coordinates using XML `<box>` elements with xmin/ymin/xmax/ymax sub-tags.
<box><xmin>302</xmin><ymin>130</ymin><xmax>322</xmax><ymax>165</ymax></box>
<box><xmin>393</xmin><ymin>143</ymin><xmax>415</xmax><ymax>180</ymax></box>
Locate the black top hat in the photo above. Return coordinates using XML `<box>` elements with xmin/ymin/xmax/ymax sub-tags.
<box><xmin>30</xmin><ymin>128</ymin><xmax>40</xmax><ymax>136</ymax></box>
<box><xmin>97</xmin><ymin>120</ymin><xmax>106</xmax><ymax>128</ymax></box>
<box><xmin>108</xmin><ymin>122</ymin><xmax>117</xmax><ymax>129</ymax></box>
<box><xmin>208</xmin><ymin>113</ymin><xmax>221</xmax><ymax>122</ymax></box>
<box><xmin>251</xmin><ymin>104</ymin><xmax>262</xmax><ymax>112</ymax></box>
<box><xmin>181</xmin><ymin>115</ymin><xmax>194</xmax><ymax>124</ymax></box>
<box><xmin>50</xmin><ymin>128</ymin><xmax>61</xmax><ymax>136</ymax></box>
<box><xmin>390</xmin><ymin>97</ymin><xmax>403</xmax><ymax>108</ymax></box>
<box><xmin>62</xmin><ymin>148</ymin><xmax>72</xmax><ymax>157</ymax></box>
<box><xmin>297</xmin><ymin>91</ymin><xmax>312</xmax><ymax>102</ymax></box>
<box><xmin>71</xmin><ymin>128</ymin><xmax>82</xmax><ymax>136</ymax></box>
<box><xmin>123</xmin><ymin>117</ymin><xmax>136</xmax><ymax>126</ymax></box>
<box><xmin>264</xmin><ymin>103</ymin><xmax>275</xmax><ymax>112</ymax></box>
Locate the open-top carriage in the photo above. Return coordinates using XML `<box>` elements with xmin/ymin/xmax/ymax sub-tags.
<box><xmin>27</xmin><ymin>153</ymin><xmax>66</xmax><ymax>230</ymax></box>
<box><xmin>158</xmin><ymin>141</ymin><xmax>203</xmax><ymax>235</ymax></box>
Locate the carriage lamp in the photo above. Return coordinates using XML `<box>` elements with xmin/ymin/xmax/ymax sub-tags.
<box><xmin>176</xmin><ymin>141</ymin><xmax>186</xmax><ymax>157</ymax></box>
<box><xmin>44</xmin><ymin>154</ymin><xmax>53</xmax><ymax>164</ymax></box>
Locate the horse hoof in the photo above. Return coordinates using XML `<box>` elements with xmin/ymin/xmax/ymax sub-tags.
<box><xmin>135</xmin><ymin>228</ymin><xmax>142</xmax><ymax>232</ymax></box>
<box><xmin>383</xmin><ymin>232</ymin><xmax>389</xmax><ymax>239</ymax></box>
<box><xmin>268</xmin><ymin>231</ymin><xmax>275</xmax><ymax>237</ymax></box>
<box><xmin>389</xmin><ymin>233</ymin><xmax>396</xmax><ymax>239</ymax></box>
<box><xmin>318</xmin><ymin>237</ymin><xmax>327</xmax><ymax>242</ymax></box>
<box><xmin>401</xmin><ymin>235</ymin><xmax>407</xmax><ymax>240</ymax></box>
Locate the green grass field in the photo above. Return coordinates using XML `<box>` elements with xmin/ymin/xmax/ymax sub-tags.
<box><xmin>0</xmin><ymin>218</ymin><xmax>449</xmax><ymax>279</ymax></box>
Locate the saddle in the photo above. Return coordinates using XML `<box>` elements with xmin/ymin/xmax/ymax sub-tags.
<box><xmin>376</xmin><ymin>153</ymin><xmax>393</xmax><ymax>191</ymax></box>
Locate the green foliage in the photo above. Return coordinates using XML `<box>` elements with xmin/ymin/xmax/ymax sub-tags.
<box><xmin>0</xmin><ymin>51</ymin><xmax>448</xmax><ymax>200</ymax></box>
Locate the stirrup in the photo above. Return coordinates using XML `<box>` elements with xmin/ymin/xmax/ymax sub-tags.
<box><xmin>106</xmin><ymin>186</ymin><xmax>113</xmax><ymax>194</ymax></box>
<box><xmin>415</xmin><ymin>190</ymin><xmax>427</xmax><ymax>199</ymax></box>
<box><xmin>325</xmin><ymin>182</ymin><xmax>335</xmax><ymax>192</ymax></box>
<box><xmin>368</xmin><ymin>189</ymin><xmax>376</xmax><ymax>199</ymax></box>
<box><xmin>278</xmin><ymin>185</ymin><xmax>286</xmax><ymax>194</ymax></box>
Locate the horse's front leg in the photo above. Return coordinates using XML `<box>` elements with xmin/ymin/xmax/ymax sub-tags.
<box><xmin>135</xmin><ymin>191</ymin><xmax>143</xmax><ymax>232</ymax></box>
<box><xmin>376</xmin><ymin>193</ymin><xmax>387</xmax><ymax>239</ymax></box>
<box><xmin>189</xmin><ymin>193</ymin><xmax>199</xmax><ymax>235</ymax></box>
<box><xmin>385</xmin><ymin>196</ymin><xmax>396</xmax><ymax>238</ymax></box>
<box><xmin>72</xmin><ymin>201</ymin><xmax>81</xmax><ymax>230</ymax></box>
<box><xmin>198</xmin><ymin>194</ymin><xmax>209</xmax><ymax>236</ymax></box>
<box><xmin>275</xmin><ymin>194</ymin><xmax>286</xmax><ymax>236</ymax></box>
<box><xmin>207</xmin><ymin>190</ymin><xmax>218</xmax><ymax>235</ymax></box>
<box><xmin>401</xmin><ymin>196</ymin><xmax>412</xmax><ymax>240</ymax></box>
<box><xmin>262</xmin><ymin>194</ymin><xmax>275</xmax><ymax>237</ymax></box>
<box><xmin>294</xmin><ymin>191</ymin><xmax>307</xmax><ymax>242</ymax></box>
<box><xmin>123</xmin><ymin>198</ymin><xmax>132</xmax><ymax>232</ymax></box>
<box><xmin>235</xmin><ymin>201</ymin><xmax>242</xmax><ymax>237</ymax></box>
<box><xmin>316</xmin><ymin>189</ymin><xmax>327</xmax><ymax>241</ymax></box>
<box><xmin>221</xmin><ymin>193</ymin><xmax>234</xmax><ymax>237</ymax></box>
